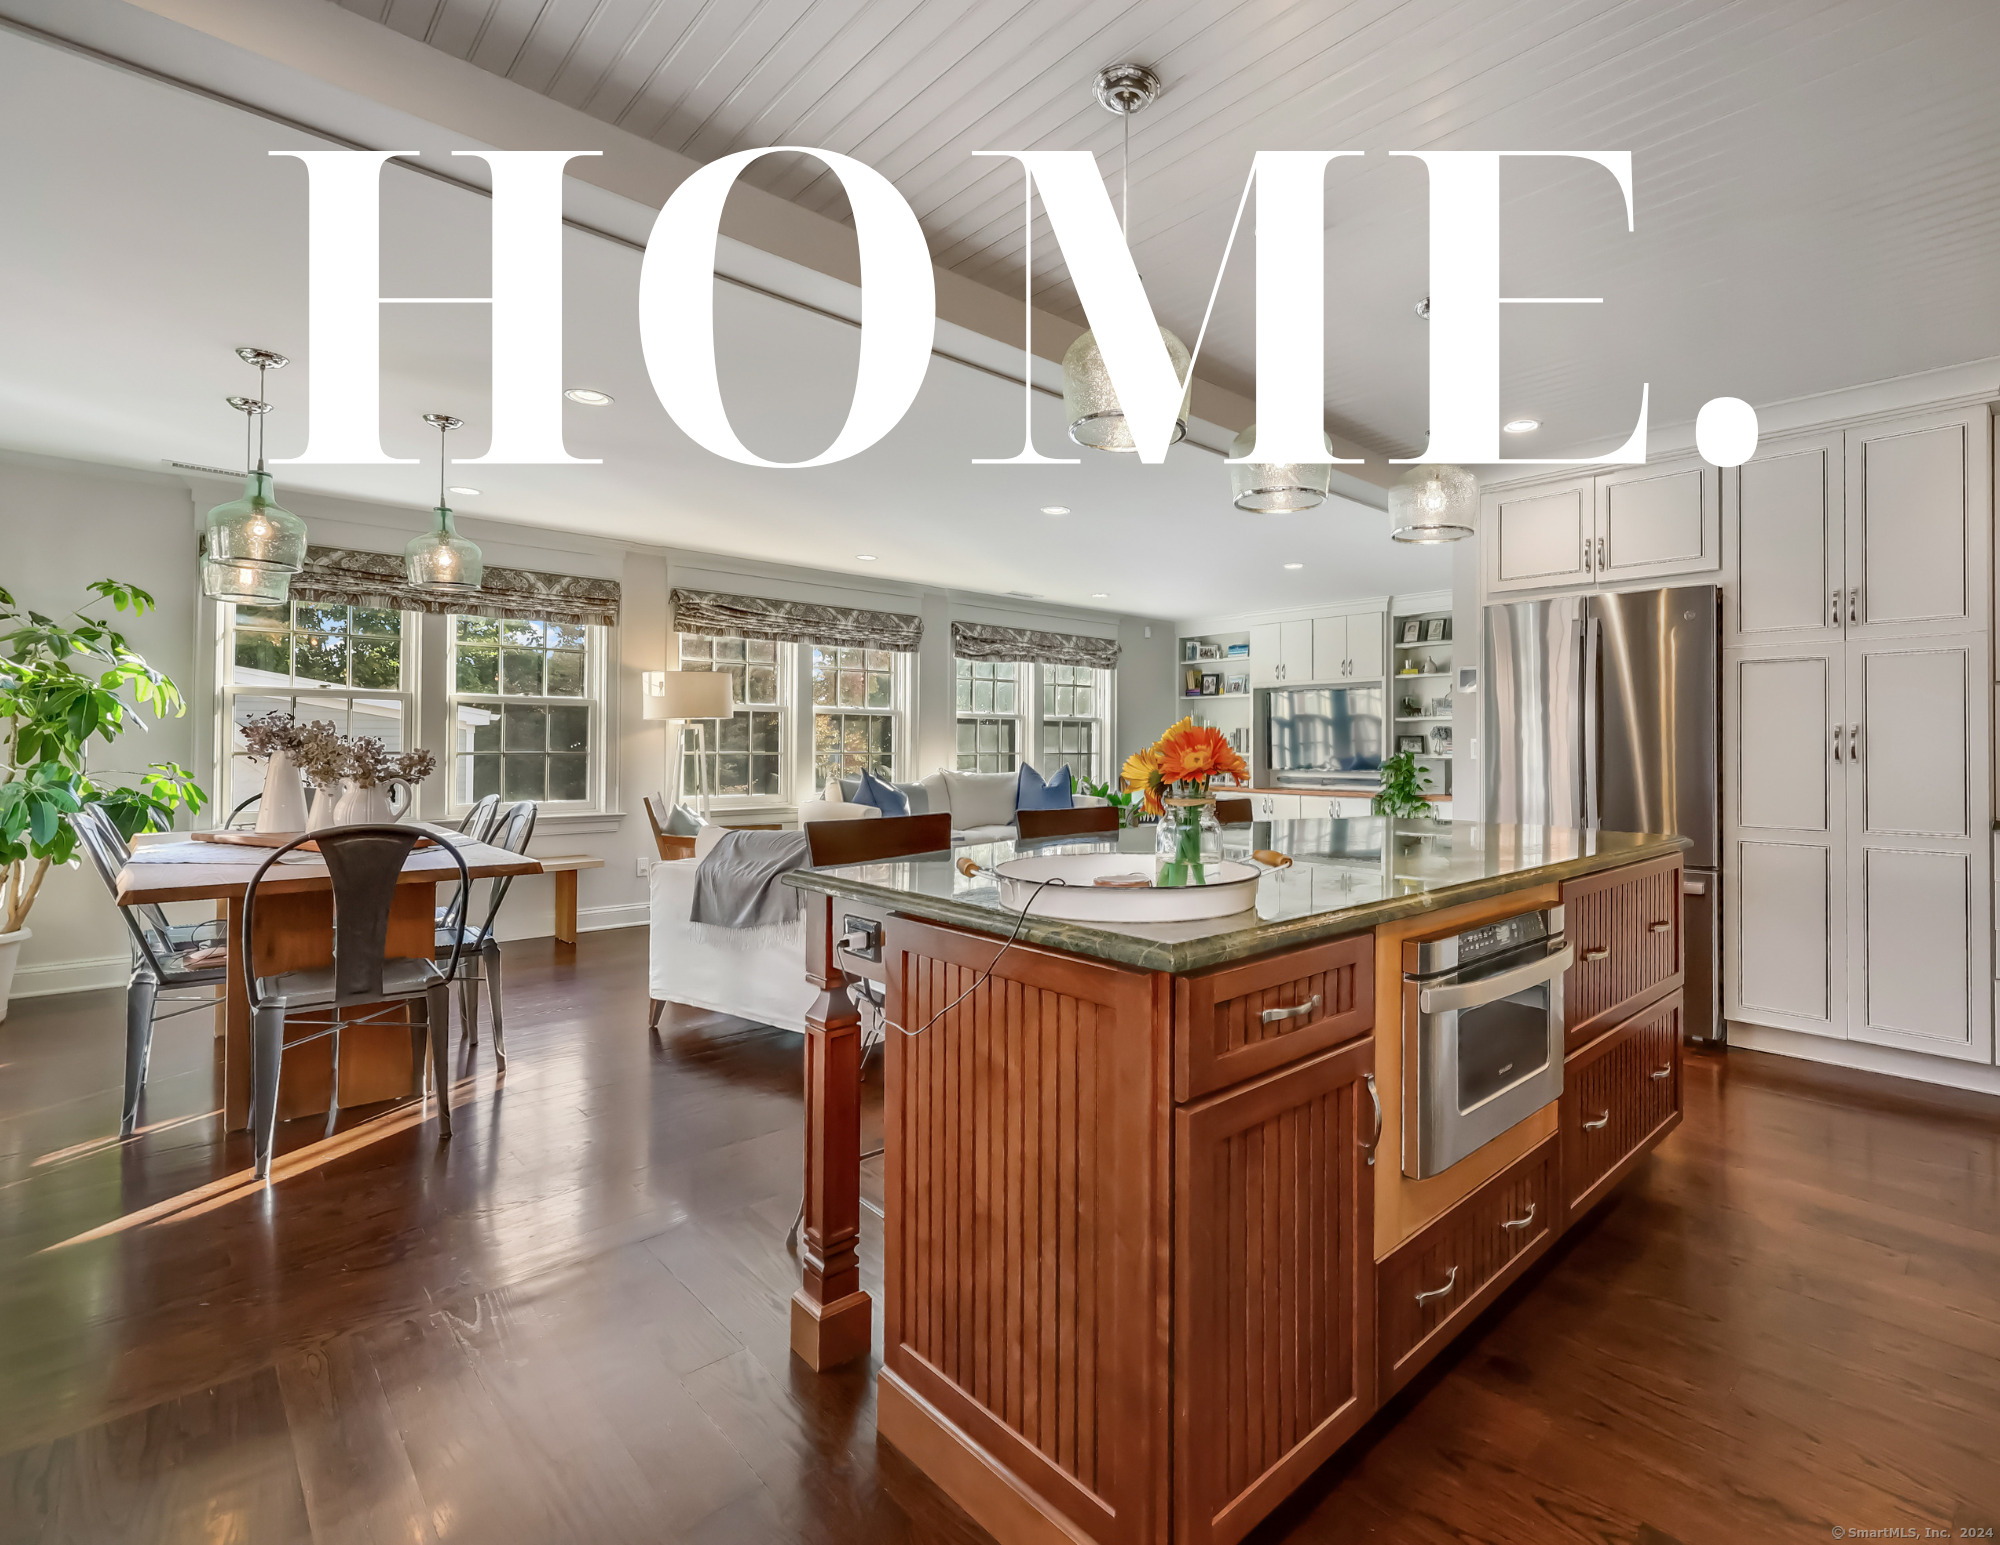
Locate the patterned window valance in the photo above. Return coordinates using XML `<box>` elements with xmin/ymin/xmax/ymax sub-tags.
<box><xmin>951</xmin><ymin>619</ymin><xmax>1121</xmax><ymax>670</ymax></box>
<box><xmin>671</xmin><ymin>587</ymin><xmax>923</xmax><ymax>652</ymax></box>
<box><xmin>284</xmin><ymin>547</ymin><xmax>621</xmax><ymax>628</ymax></box>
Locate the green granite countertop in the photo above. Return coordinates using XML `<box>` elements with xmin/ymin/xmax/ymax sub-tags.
<box><xmin>784</xmin><ymin>818</ymin><xmax>1689</xmax><ymax>974</ymax></box>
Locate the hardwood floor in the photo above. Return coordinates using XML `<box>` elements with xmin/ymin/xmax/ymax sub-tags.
<box><xmin>0</xmin><ymin>928</ymin><xmax>1995</xmax><ymax>1542</ymax></box>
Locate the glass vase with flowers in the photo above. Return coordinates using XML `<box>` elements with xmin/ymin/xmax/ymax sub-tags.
<box><xmin>1122</xmin><ymin>717</ymin><xmax>1250</xmax><ymax>887</ymax></box>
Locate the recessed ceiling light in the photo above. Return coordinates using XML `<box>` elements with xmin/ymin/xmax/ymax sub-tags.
<box><xmin>855</xmin><ymin>554</ymin><xmax>877</xmax><ymax>562</ymax></box>
<box><xmin>447</xmin><ymin>485</ymin><xmax>481</xmax><ymax>496</ymax></box>
<box><xmin>1283</xmin><ymin>562</ymin><xmax>1304</xmax><ymax>570</ymax></box>
<box><xmin>1041</xmin><ymin>505</ymin><xmax>1070</xmax><ymax>515</ymax></box>
<box><xmin>1502</xmin><ymin>417</ymin><xmax>1540</xmax><ymax>434</ymax></box>
<box><xmin>1090</xmin><ymin>592</ymin><xmax>1109</xmax><ymax>598</ymax></box>
<box><xmin>564</xmin><ymin>388</ymin><xmax>613</xmax><ymax>406</ymax></box>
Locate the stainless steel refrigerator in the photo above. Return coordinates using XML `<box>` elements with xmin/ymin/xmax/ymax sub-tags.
<box><xmin>1483</xmin><ymin>585</ymin><xmax>1722</xmax><ymax>1043</ymax></box>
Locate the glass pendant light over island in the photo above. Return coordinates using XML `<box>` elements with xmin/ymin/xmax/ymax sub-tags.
<box><xmin>1060</xmin><ymin>65</ymin><xmax>1193</xmax><ymax>453</ymax></box>
<box><xmin>405</xmin><ymin>413</ymin><xmax>483</xmax><ymax>591</ymax></box>
<box><xmin>1228</xmin><ymin>424</ymin><xmax>1337</xmax><ymax>513</ymax></box>
<box><xmin>201</xmin><ymin>346</ymin><xmax>307</xmax><ymax>605</ymax></box>
<box><xmin>1388</xmin><ymin>463</ymin><xmax>1478</xmax><ymax>543</ymax></box>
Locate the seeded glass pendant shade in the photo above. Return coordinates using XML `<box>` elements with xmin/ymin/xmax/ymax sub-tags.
<box><xmin>405</xmin><ymin>413</ymin><xmax>483</xmax><ymax>590</ymax></box>
<box><xmin>1228</xmin><ymin>424</ymin><xmax>1336</xmax><ymax>513</ymax></box>
<box><xmin>1388</xmin><ymin>463</ymin><xmax>1477</xmax><ymax>544</ymax></box>
<box><xmin>1062</xmin><ymin>326</ymin><xmax>1193</xmax><ymax>452</ymax></box>
<box><xmin>202</xmin><ymin>349</ymin><xmax>306</xmax><ymax>604</ymax></box>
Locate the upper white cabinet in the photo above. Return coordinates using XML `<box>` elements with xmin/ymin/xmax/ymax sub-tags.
<box><xmin>1484</xmin><ymin>479</ymin><xmax>1593</xmax><ymax>591</ymax></box>
<box><xmin>1486</xmin><ymin>458</ymin><xmax>1718</xmax><ymax>594</ymax></box>
<box><xmin>1251</xmin><ymin>621</ymin><xmax>1312</xmax><ymax>687</ymax></box>
<box><xmin>1312</xmin><ymin>611</ymin><xmax>1385</xmax><ymax>682</ymax></box>
<box><xmin>1724</xmin><ymin>407</ymin><xmax>1987</xmax><ymax>646</ymax></box>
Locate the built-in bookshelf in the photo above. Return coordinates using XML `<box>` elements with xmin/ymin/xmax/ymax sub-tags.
<box><xmin>1390</xmin><ymin>603</ymin><xmax>1455</xmax><ymax>794</ymax></box>
<box><xmin>1175</xmin><ymin>628</ymin><xmax>1253</xmax><ymax>764</ymax></box>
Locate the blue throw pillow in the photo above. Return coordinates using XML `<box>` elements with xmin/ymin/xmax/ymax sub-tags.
<box><xmin>1015</xmin><ymin>762</ymin><xmax>1074</xmax><ymax>811</ymax></box>
<box><xmin>852</xmin><ymin>768</ymin><xmax>911</xmax><ymax>817</ymax></box>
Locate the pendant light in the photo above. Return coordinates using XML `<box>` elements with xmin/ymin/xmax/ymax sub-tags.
<box><xmin>1388</xmin><ymin>463</ymin><xmax>1478</xmax><ymax>544</ymax></box>
<box><xmin>201</xmin><ymin>347</ymin><xmax>307</xmax><ymax>605</ymax></box>
<box><xmin>1060</xmin><ymin>64</ymin><xmax>1192</xmax><ymax>453</ymax></box>
<box><xmin>1229</xmin><ymin>424</ymin><xmax>1338</xmax><ymax>513</ymax></box>
<box><xmin>404</xmin><ymin>414</ymin><xmax>484</xmax><ymax>590</ymax></box>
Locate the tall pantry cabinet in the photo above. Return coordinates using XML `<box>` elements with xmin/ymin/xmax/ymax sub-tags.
<box><xmin>1721</xmin><ymin>405</ymin><xmax>1994</xmax><ymax>1064</ymax></box>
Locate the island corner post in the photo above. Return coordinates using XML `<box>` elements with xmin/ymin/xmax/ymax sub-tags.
<box><xmin>790</xmin><ymin>891</ymin><xmax>874</xmax><ymax>1370</ymax></box>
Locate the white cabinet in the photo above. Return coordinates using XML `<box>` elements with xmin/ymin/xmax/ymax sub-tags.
<box><xmin>1310</xmin><ymin>611</ymin><xmax>1385</xmax><ymax>683</ymax></box>
<box><xmin>1726</xmin><ymin>410</ymin><xmax>1985</xmax><ymax>647</ymax></box>
<box><xmin>1723</xmin><ymin>634</ymin><xmax>1991</xmax><ymax>1062</ymax></box>
<box><xmin>1252</xmin><ymin>621</ymin><xmax>1313</xmax><ymax>687</ymax></box>
<box><xmin>1486</xmin><ymin>457</ymin><xmax>1719</xmax><ymax>594</ymax></box>
<box><xmin>1251</xmin><ymin>792</ymin><xmax>1301</xmax><ymax>821</ymax></box>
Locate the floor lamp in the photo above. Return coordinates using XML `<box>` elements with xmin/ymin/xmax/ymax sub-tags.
<box><xmin>642</xmin><ymin>670</ymin><xmax>735</xmax><ymax>821</ymax></box>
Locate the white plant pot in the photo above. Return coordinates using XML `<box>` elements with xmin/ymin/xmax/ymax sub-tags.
<box><xmin>254</xmin><ymin>749</ymin><xmax>311</xmax><ymax>833</ymax></box>
<box><xmin>0</xmin><ymin>927</ymin><xmax>31</xmax><ymax>1024</ymax></box>
<box><xmin>332</xmin><ymin>779</ymin><xmax>411</xmax><ymax>826</ymax></box>
<box><xmin>305</xmin><ymin>784</ymin><xmax>342</xmax><ymax>832</ymax></box>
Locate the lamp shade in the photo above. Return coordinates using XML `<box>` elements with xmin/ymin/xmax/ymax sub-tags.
<box><xmin>1388</xmin><ymin>464</ymin><xmax>1477</xmax><ymax>544</ymax></box>
<box><xmin>1228</xmin><ymin>424</ymin><xmax>1336</xmax><ymax>513</ymax></box>
<box><xmin>405</xmin><ymin>504</ymin><xmax>483</xmax><ymax>590</ymax></box>
<box><xmin>644</xmin><ymin>669</ymin><xmax>735</xmax><ymax>722</ymax></box>
<box><xmin>1061</xmin><ymin>327</ymin><xmax>1193</xmax><ymax>452</ymax></box>
<box><xmin>202</xmin><ymin>470</ymin><xmax>307</xmax><ymax>601</ymax></box>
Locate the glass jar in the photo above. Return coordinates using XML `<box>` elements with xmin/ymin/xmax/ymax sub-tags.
<box><xmin>1155</xmin><ymin>796</ymin><xmax>1222</xmax><ymax>887</ymax></box>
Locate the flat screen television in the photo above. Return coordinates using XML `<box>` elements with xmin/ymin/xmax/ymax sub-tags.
<box><xmin>1267</xmin><ymin>685</ymin><xmax>1385</xmax><ymax>775</ymax></box>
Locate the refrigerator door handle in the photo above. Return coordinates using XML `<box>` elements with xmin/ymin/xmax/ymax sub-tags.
<box><xmin>1582</xmin><ymin>615</ymin><xmax>1601</xmax><ymax>828</ymax></box>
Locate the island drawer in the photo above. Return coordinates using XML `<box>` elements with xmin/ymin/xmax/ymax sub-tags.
<box><xmin>1376</xmin><ymin>1135</ymin><xmax>1558</xmax><ymax>1397</ymax></box>
<box><xmin>1174</xmin><ymin>935</ymin><xmax>1373</xmax><ymax>1101</ymax></box>
<box><xmin>1561</xmin><ymin>992</ymin><xmax>1682</xmax><ymax>1225</ymax></box>
<box><xmin>1561</xmin><ymin>853</ymin><xmax>1684</xmax><ymax>1052</ymax></box>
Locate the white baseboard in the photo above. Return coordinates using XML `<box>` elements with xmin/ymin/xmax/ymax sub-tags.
<box><xmin>576</xmin><ymin>903</ymin><xmax>648</xmax><ymax>933</ymax></box>
<box><xmin>10</xmin><ymin>954</ymin><xmax>127</xmax><ymax>998</ymax></box>
<box><xmin>1727</xmin><ymin>1020</ymin><xmax>2000</xmax><ymax>1098</ymax></box>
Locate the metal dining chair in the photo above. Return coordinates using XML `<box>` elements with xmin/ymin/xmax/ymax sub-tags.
<box><xmin>437</xmin><ymin>794</ymin><xmax>503</xmax><ymax>937</ymax></box>
<box><xmin>439</xmin><ymin>799</ymin><xmax>536</xmax><ymax>1070</ymax></box>
<box><xmin>226</xmin><ymin>792</ymin><xmax>262</xmax><ymax>829</ymax></box>
<box><xmin>242</xmin><ymin>825</ymin><xmax>470</xmax><ymax>1181</ymax></box>
<box><xmin>73</xmin><ymin>806</ymin><xmax>232</xmax><ymax>1138</ymax></box>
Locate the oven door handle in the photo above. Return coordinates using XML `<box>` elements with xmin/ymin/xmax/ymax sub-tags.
<box><xmin>1417</xmin><ymin>943</ymin><xmax>1575</xmax><ymax>1015</ymax></box>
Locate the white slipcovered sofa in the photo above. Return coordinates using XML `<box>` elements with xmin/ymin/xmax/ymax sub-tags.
<box><xmin>647</xmin><ymin>824</ymin><xmax>814</xmax><ymax>1033</ymax></box>
<box><xmin>795</xmin><ymin>768</ymin><xmax>1049</xmax><ymax>843</ymax></box>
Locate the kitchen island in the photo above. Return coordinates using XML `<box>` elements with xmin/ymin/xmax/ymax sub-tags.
<box><xmin>785</xmin><ymin>818</ymin><xmax>1688</xmax><ymax>1545</ymax></box>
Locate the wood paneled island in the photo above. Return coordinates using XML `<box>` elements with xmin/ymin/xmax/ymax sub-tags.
<box><xmin>786</xmin><ymin>819</ymin><xmax>1688</xmax><ymax>1545</ymax></box>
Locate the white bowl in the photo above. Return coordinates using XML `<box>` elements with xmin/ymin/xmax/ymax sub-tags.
<box><xmin>990</xmin><ymin>852</ymin><xmax>1262</xmax><ymax>922</ymax></box>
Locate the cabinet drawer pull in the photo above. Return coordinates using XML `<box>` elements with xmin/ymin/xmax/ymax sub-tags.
<box><xmin>1414</xmin><ymin>1266</ymin><xmax>1459</xmax><ymax>1307</ymax></box>
<box><xmin>1362</xmin><ymin>1072</ymin><xmax>1382</xmax><ymax>1167</ymax></box>
<box><xmin>1650</xmin><ymin>1064</ymin><xmax>1672</xmax><ymax>1080</ymax></box>
<box><xmin>1582</xmin><ymin>946</ymin><xmax>1610</xmax><ymax>962</ymax></box>
<box><xmin>1582</xmin><ymin>1110</ymin><xmax>1611</xmax><ymax>1130</ymax></box>
<box><xmin>1261</xmin><ymin>993</ymin><xmax>1322</xmax><ymax>1025</ymax></box>
<box><xmin>1648</xmin><ymin>920</ymin><xmax>1671</xmax><ymax>934</ymax></box>
<box><xmin>1500</xmin><ymin>1202</ymin><xmax>1537</xmax><ymax>1232</ymax></box>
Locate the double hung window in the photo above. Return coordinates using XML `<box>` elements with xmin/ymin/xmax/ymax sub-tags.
<box><xmin>449</xmin><ymin>617</ymin><xmax>597</xmax><ymax>807</ymax></box>
<box><xmin>812</xmin><ymin>645</ymin><xmax>898</xmax><ymax>786</ymax></box>
<box><xmin>675</xmin><ymin>633</ymin><xmax>784</xmax><ymax>798</ymax></box>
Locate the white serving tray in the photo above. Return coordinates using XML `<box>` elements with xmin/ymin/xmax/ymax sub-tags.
<box><xmin>990</xmin><ymin>852</ymin><xmax>1262</xmax><ymax>922</ymax></box>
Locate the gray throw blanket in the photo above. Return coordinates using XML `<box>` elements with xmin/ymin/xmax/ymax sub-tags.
<box><xmin>689</xmin><ymin>828</ymin><xmax>813</xmax><ymax>928</ymax></box>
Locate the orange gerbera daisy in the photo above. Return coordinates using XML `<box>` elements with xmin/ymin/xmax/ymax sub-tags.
<box><xmin>1121</xmin><ymin>745</ymin><xmax>1166</xmax><ymax>815</ymax></box>
<box><xmin>1156</xmin><ymin>721</ymin><xmax>1249</xmax><ymax>789</ymax></box>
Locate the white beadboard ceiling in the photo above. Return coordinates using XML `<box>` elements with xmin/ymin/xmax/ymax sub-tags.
<box><xmin>338</xmin><ymin>0</ymin><xmax>2000</xmax><ymax>458</ymax></box>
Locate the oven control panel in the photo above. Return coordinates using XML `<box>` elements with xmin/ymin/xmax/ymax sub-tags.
<box><xmin>1404</xmin><ymin>905</ymin><xmax>1564</xmax><ymax>978</ymax></box>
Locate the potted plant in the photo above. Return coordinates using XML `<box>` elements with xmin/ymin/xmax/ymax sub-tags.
<box><xmin>1077</xmin><ymin>775</ymin><xmax>1139</xmax><ymax>827</ymax></box>
<box><xmin>1372</xmin><ymin>751</ymin><xmax>1435</xmax><ymax>821</ymax></box>
<box><xmin>0</xmin><ymin>579</ymin><xmax>206</xmax><ymax>1019</ymax></box>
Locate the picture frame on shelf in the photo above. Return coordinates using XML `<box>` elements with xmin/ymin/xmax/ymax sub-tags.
<box><xmin>1226</xmin><ymin>641</ymin><xmax>1250</xmax><ymax>658</ymax></box>
<box><xmin>1201</xmin><ymin>671</ymin><xmax>1222</xmax><ymax>696</ymax></box>
<box><xmin>1430</xmin><ymin>726</ymin><xmax>1453</xmax><ymax>755</ymax></box>
<box><xmin>1200</xmin><ymin>642</ymin><xmax>1225</xmax><ymax>661</ymax></box>
<box><xmin>1399</xmin><ymin>619</ymin><xmax>1421</xmax><ymax>645</ymax></box>
<box><xmin>1183</xmin><ymin>640</ymin><xmax>1200</xmax><ymax>662</ymax></box>
<box><xmin>1423</xmin><ymin>618</ymin><xmax>1449</xmax><ymax>643</ymax></box>
<box><xmin>1224</xmin><ymin>671</ymin><xmax>1248</xmax><ymax>695</ymax></box>
<box><xmin>1397</xmin><ymin>735</ymin><xmax>1427</xmax><ymax>756</ymax></box>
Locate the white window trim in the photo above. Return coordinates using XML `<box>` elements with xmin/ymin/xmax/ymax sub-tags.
<box><xmin>953</xmin><ymin>660</ymin><xmax>1115</xmax><ymax>784</ymax></box>
<box><xmin>677</xmin><ymin>635</ymin><xmax>795</xmax><ymax>815</ymax></box>
<box><xmin>1034</xmin><ymin>663</ymin><xmax>1114</xmax><ymax>786</ymax></box>
<box><xmin>442</xmin><ymin>618</ymin><xmax>613</xmax><ymax>820</ymax></box>
<box><xmin>803</xmin><ymin>641</ymin><xmax>913</xmax><ymax>795</ymax></box>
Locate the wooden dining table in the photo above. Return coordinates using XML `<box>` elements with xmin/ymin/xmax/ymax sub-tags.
<box><xmin>115</xmin><ymin>831</ymin><xmax>542</xmax><ymax>1133</ymax></box>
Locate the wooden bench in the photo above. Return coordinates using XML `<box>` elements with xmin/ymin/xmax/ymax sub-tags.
<box><xmin>534</xmin><ymin>854</ymin><xmax>605</xmax><ymax>944</ymax></box>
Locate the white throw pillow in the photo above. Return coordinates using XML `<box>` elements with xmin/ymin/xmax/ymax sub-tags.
<box><xmin>939</xmin><ymin>767</ymin><xmax>1017</xmax><ymax>830</ymax></box>
<box><xmin>801</xmin><ymin>801</ymin><xmax>879</xmax><ymax>824</ymax></box>
<box><xmin>693</xmin><ymin>824</ymin><xmax>730</xmax><ymax>860</ymax></box>
<box><xmin>919</xmin><ymin>770</ymin><xmax>950</xmax><ymax>819</ymax></box>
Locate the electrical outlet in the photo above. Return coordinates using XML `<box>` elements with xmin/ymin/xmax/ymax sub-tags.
<box><xmin>636</xmin><ymin>856</ymin><xmax>653</xmax><ymax>877</ymax></box>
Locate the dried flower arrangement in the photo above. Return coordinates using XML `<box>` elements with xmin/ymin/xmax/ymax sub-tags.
<box><xmin>238</xmin><ymin>710</ymin><xmax>304</xmax><ymax>761</ymax></box>
<box><xmin>396</xmin><ymin>748</ymin><xmax>438</xmax><ymax>785</ymax></box>
<box><xmin>292</xmin><ymin>721</ymin><xmax>346</xmax><ymax>789</ymax></box>
<box><xmin>340</xmin><ymin>736</ymin><xmax>398</xmax><ymax>789</ymax></box>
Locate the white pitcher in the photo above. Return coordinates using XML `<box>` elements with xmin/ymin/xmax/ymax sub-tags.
<box><xmin>305</xmin><ymin>782</ymin><xmax>343</xmax><ymax>832</ymax></box>
<box><xmin>332</xmin><ymin>777</ymin><xmax>413</xmax><ymax>826</ymax></box>
<box><xmin>253</xmin><ymin>748</ymin><xmax>311</xmax><ymax>833</ymax></box>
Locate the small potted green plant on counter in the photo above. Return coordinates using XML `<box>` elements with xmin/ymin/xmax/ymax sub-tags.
<box><xmin>0</xmin><ymin>579</ymin><xmax>205</xmax><ymax>1019</ymax></box>
<box><xmin>1372</xmin><ymin>750</ymin><xmax>1435</xmax><ymax>822</ymax></box>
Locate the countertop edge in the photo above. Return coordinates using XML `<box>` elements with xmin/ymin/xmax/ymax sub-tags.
<box><xmin>785</xmin><ymin>834</ymin><xmax>1691</xmax><ymax>974</ymax></box>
